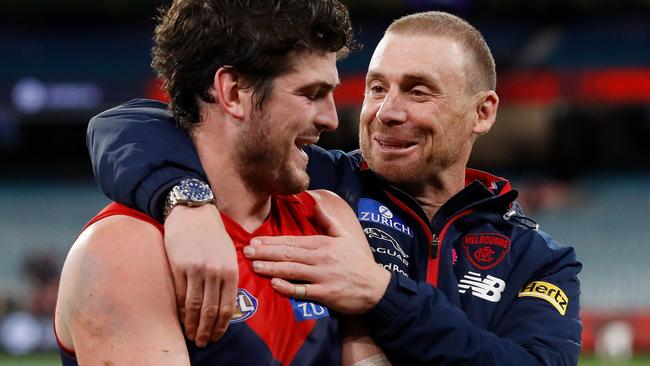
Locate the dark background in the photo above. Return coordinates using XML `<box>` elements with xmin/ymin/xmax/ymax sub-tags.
<box><xmin>1</xmin><ymin>0</ymin><xmax>649</xmax><ymax>178</ymax></box>
<box><xmin>0</xmin><ymin>0</ymin><xmax>649</xmax><ymax>360</ymax></box>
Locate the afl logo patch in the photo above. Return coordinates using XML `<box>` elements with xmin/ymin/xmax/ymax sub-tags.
<box><xmin>462</xmin><ymin>233</ymin><xmax>510</xmax><ymax>270</ymax></box>
<box><xmin>230</xmin><ymin>288</ymin><xmax>258</xmax><ymax>323</ymax></box>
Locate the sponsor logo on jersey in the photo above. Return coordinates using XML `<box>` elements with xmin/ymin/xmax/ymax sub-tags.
<box><xmin>290</xmin><ymin>298</ymin><xmax>329</xmax><ymax>321</ymax></box>
<box><xmin>378</xmin><ymin>205</ymin><xmax>393</xmax><ymax>218</ymax></box>
<box><xmin>358</xmin><ymin>198</ymin><xmax>414</xmax><ymax>237</ymax></box>
<box><xmin>458</xmin><ymin>271</ymin><xmax>506</xmax><ymax>302</ymax></box>
<box><xmin>364</xmin><ymin>227</ymin><xmax>409</xmax><ymax>262</ymax></box>
<box><xmin>376</xmin><ymin>262</ymin><xmax>407</xmax><ymax>276</ymax></box>
<box><xmin>518</xmin><ymin>281</ymin><xmax>568</xmax><ymax>316</ymax></box>
<box><xmin>462</xmin><ymin>233</ymin><xmax>510</xmax><ymax>270</ymax></box>
<box><xmin>231</xmin><ymin>288</ymin><xmax>258</xmax><ymax>323</ymax></box>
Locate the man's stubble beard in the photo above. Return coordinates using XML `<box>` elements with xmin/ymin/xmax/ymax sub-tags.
<box><xmin>234</xmin><ymin>111</ymin><xmax>309</xmax><ymax>197</ymax></box>
<box><xmin>359</xmin><ymin>124</ymin><xmax>459</xmax><ymax>190</ymax></box>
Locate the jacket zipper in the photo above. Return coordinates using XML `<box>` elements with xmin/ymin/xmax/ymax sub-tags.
<box><xmin>384</xmin><ymin>190</ymin><xmax>479</xmax><ymax>286</ymax></box>
<box><xmin>430</xmin><ymin>234</ymin><xmax>439</xmax><ymax>259</ymax></box>
<box><xmin>425</xmin><ymin>209</ymin><xmax>476</xmax><ymax>285</ymax></box>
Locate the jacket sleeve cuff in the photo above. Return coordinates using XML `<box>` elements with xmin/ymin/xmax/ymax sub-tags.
<box><xmin>136</xmin><ymin>167</ymin><xmax>205</xmax><ymax>222</ymax></box>
<box><xmin>365</xmin><ymin>272</ymin><xmax>418</xmax><ymax>323</ymax></box>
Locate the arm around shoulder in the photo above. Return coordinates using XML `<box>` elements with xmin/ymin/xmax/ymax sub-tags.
<box><xmin>87</xmin><ymin>99</ymin><xmax>205</xmax><ymax>218</ymax></box>
<box><xmin>56</xmin><ymin>214</ymin><xmax>190</xmax><ymax>365</ymax></box>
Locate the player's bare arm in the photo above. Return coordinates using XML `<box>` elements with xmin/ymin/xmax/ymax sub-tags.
<box><xmin>55</xmin><ymin>215</ymin><xmax>190</xmax><ymax>365</ymax></box>
<box><xmin>341</xmin><ymin>315</ymin><xmax>392</xmax><ymax>366</ymax></box>
<box><xmin>164</xmin><ymin>203</ymin><xmax>238</xmax><ymax>346</ymax></box>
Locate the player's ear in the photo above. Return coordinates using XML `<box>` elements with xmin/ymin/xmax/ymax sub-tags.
<box><xmin>211</xmin><ymin>66</ymin><xmax>246</xmax><ymax>120</ymax></box>
<box><xmin>473</xmin><ymin>90</ymin><xmax>498</xmax><ymax>136</ymax></box>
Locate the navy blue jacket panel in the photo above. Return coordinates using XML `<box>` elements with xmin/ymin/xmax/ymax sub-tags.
<box><xmin>87</xmin><ymin>99</ymin><xmax>206</xmax><ymax>221</ymax></box>
<box><xmin>87</xmin><ymin>99</ymin><xmax>582</xmax><ymax>365</ymax></box>
<box><xmin>304</xmin><ymin>145</ymin><xmax>582</xmax><ymax>365</ymax></box>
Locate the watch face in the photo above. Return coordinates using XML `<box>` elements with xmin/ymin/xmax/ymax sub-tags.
<box><xmin>179</xmin><ymin>179</ymin><xmax>214</xmax><ymax>202</ymax></box>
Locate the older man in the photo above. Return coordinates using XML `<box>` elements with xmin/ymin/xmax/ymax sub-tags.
<box><xmin>87</xmin><ymin>11</ymin><xmax>582</xmax><ymax>365</ymax></box>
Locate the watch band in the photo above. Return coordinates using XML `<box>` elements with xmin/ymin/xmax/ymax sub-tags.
<box><xmin>163</xmin><ymin>178</ymin><xmax>215</xmax><ymax>220</ymax></box>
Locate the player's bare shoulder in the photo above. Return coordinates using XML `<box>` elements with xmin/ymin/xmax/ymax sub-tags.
<box><xmin>56</xmin><ymin>214</ymin><xmax>173</xmax><ymax>350</ymax></box>
<box><xmin>306</xmin><ymin>189</ymin><xmax>371</xmax><ymax>255</ymax></box>
<box><xmin>307</xmin><ymin>189</ymin><xmax>353</xmax><ymax>215</ymax></box>
<box><xmin>63</xmin><ymin>214</ymin><xmax>164</xmax><ymax>288</ymax></box>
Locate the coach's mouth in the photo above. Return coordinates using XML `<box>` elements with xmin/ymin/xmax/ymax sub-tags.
<box><xmin>374</xmin><ymin>136</ymin><xmax>417</xmax><ymax>151</ymax></box>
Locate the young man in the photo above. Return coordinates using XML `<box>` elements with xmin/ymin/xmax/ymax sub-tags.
<box><xmin>55</xmin><ymin>1</ymin><xmax>388</xmax><ymax>365</ymax></box>
<box><xmin>87</xmin><ymin>11</ymin><xmax>582</xmax><ymax>365</ymax></box>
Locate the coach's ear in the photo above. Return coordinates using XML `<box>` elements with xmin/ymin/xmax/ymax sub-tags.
<box><xmin>212</xmin><ymin>66</ymin><xmax>246</xmax><ymax>120</ymax></box>
<box><xmin>472</xmin><ymin>90</ymin><xmax>498</xmax><ymax>137</ymax></box>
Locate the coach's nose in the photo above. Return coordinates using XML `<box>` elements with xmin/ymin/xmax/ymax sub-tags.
<box><xmin>376</xmin><ymin>90</ymin><xmax>407</xmax><ymax>126</ymax></box>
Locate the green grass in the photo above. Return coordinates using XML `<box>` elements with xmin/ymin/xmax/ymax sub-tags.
<box><xmin>580</xmin><ymin>356</ymin><xmax>650</xmax><ymax>366</ymax></box>
<box><xmin>0</xmin><ymin>352</ymin><xmax>61</xmax><ymax>366</ymax></box>
<box><xmin>2</xmin><ymin>352</ymin><xmax>650</xmax><ymax>365</ymax></box>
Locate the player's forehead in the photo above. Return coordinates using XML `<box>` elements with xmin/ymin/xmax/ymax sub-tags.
<box><xmin>276</xmin><ymin>51</ymin><xmax>340</xmax><ymax>89</ymax></box>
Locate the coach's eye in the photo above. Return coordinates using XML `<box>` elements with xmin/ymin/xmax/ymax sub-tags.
<box><xmin>408</xmin><ymin>86</ymin><xmax>433</xmax><ymax>101</ymax></box>
<box><xmin>366</xmin><ymin>82</ymin><xmax>386</xmax><ymax>98</ymax></box>
<box><xmin>411</xmin><ymin>89</ymin><xmax>426</xmax><ymax>96</ymax></box>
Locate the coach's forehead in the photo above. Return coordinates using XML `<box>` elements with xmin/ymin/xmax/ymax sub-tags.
<box><xmin>367</xmin><ymin>33</ymin><xmax>469</xmax><ymax>91</ymax></box>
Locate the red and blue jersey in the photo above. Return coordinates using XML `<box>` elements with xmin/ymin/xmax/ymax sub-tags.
<box><xmin>56</xmin><ymin>193</ymin><xmax>340</xmax><ymax>365</ymax></box>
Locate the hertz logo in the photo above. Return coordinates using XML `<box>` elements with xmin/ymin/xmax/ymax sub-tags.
<box><xmin>518</xmin><ymin>281</ymin><xmax>568</xmax><ymax>316</ymax></box>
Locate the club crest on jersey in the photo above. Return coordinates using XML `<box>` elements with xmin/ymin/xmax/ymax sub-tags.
<box><xmin>462</xmin><ymin>233</ymin><xmax>510</xmax><ymax>270</ymax></box>
<box><xmin>357</xmin><ymin>198</ymin><xmax>414</xmax><ymax>237</ymax></box>
<box><xmin>230</xmin><ymin>288</ymin><xmax>258</xmax><ymax>323</ymax></box>
<box><xmin>290</xmin><ymin>298</ymin><xmax>329</xmax><ymax>322</ymax></box>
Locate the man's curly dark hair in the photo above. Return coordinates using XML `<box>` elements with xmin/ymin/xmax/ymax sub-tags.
<box><xmin>152</xmin><ymin>0</ymin><xmax>356</xmax><ymax>134</ymax></box>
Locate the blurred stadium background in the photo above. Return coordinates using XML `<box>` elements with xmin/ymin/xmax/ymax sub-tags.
<box><xmin>1</xmin><ymin>0</ymin><xmax>649</xmax><ymax>364</ymax></box>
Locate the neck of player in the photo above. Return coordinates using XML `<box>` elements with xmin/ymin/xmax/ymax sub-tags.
<box><xmin>192</xmin><ymin>112</ymin><xmax>273</xmax><ymax>233</ymax></box>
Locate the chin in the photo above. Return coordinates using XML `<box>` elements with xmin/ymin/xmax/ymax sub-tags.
<box><xmin>274</xmin><ymin>167</ymin><xmax>310</xmax><ymax>195</ymax></box>
<box><xmin>291</xmin><ymin>170</ymin><xmax>311</xmax><ymax>193</ymax></box>
<box><xmin>368</xmin><ymin>158</ymin><xmax>422</xmax><ymax>186</ymax></box>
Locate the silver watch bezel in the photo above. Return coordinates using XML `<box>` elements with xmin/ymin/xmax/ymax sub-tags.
<box><xmin>163</xmin><ymin>178</ymin><xmax>215</xmax><ymax>220</ymax></box>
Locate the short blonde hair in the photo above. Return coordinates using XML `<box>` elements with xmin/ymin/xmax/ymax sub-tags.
<box><xmin>387</xmin><ymin>11</ymin><xmax>496</xmax><ymax>93</ymax></box>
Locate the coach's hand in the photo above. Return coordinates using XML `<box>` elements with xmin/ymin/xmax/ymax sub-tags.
<box><xmin>164</xmin><ymin>204</ymin><xmax>238</xmax><ymax>347</ymax></box>
<box><xmin>244</xmin><ymin>202</ymin><xmax>391</xmax><ymax>314</ymax></box>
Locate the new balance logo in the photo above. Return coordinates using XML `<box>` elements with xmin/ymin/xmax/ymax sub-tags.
<box><xmin>458</xmin><ymin>271</ymin><xmax>506</xmax><ymax>302</ymax></box>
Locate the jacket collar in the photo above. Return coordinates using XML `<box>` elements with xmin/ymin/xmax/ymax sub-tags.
<box><xmin>359</xmin><ymin>161</ymin><xmax>518</xmax><ymax>229</ymax></box>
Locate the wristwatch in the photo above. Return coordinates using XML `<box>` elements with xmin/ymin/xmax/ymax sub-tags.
<box><xmin>163</xmin><ymin>178</ymin><xmax>215</xmax><ymax>220</ymax></box>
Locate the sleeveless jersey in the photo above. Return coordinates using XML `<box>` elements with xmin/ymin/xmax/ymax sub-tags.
<box><xmin>56</xmin><ymin>192</ymin><xmax>341</xmax><ymax>365</ymax></box>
